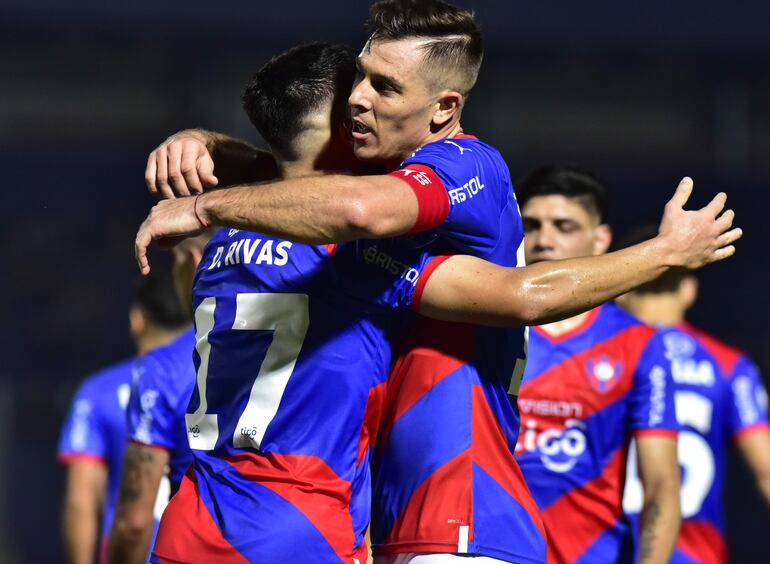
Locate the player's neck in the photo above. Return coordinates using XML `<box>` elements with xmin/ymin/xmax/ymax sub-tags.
<box><xmin>384</xmin><ymin>120</ymin><xmax>466</xmax><ymax>172</ymax></box>
<box><xmin>538</xmin><ymin>310</ymin><xmax>594</xmax><ymax>338</ymax></box>
<box><xmin>625</xmin><ymin>294</ymin><xmax>685</xmax><ymax>328</ymax></box>
<box><xmin>136</xmin><ymin>325</ymin><xmax>190</xmax><ymax>355</ymax></box>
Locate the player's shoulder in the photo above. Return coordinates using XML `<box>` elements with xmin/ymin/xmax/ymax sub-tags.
<box><xmin>405</xmin><ymin>135</ymin><xmax>506</xmax><ymax>172</ymax></box>
<box><xmin>678</xmin><ymin>322</ymin><xmax>744</xmax><ymax>376</ymax></box>
<box><xmin>136</xmin><ymin>328</ymin><xmax>196</xmax><ymax>384</ymax></box>
<box><xmin>597</xmin><ymin>302</ymin><xmax>656</xmax><ymax>338</ymax></box>
<box><xmin>77</xmin><ymin>357</ymin><xmax>135</xmax><ymax>401</ymax></box>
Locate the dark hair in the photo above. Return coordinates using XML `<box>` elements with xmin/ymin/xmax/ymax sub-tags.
<box><xmin>616</xmin><ymin>224</ymin><xmax>691</xmax><ymax>293</ymax></box>
<box><xmin>241</xmin><ymin>42</ymin><xmax>357</xmax><ymax>160</ymax></box>
<box><xmin>516</xmin><ymin>164</ymin><xmax>609</xmax><ymax>224</ymax></box>
<box><xmin>366</xmin><ymin>0</ymin><xmax>483</xmax><ymax>95</ymax></box>
<box><xmin>132</xmin><ymin>269</ymin><xmax>189</xmax><ymax>330</ymax></box>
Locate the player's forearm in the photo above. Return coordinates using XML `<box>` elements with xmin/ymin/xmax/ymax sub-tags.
<box><xmin>62</xmin><ymin>504</ymin><xmax>98</xmax><ymax>564</ymax></box>
<box><xmin>107</xmin><ymin>518</ymin><xmax>155</xmax><ymax>564</ymax></box>
<box><xmin>199</xmin><ymin>174</ymin><xmax>415</xmax><ymax>244</ymax></box>
<box><xmin>638</xmin><ymin>486</ymin><xmax>680</xmax><ymax>564</ymax></box>
<box><xmin>190</xmin><ymin>129</ymin><xmax>278</xmax><ymax>186</ymax></box>
<box><xmin>514</xmin><ymin>238</ymin><xmax>675</xmax><ymax>324</ymax></box>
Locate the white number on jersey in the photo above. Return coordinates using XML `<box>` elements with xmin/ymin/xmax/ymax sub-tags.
<box><xmin>623</xmin><ymin>390</ymin><xmax>715</xmax><ymax>519</ymax></box>
<box><xmin>185</xmin><ymin>293</ymin><xmax>310</xmax><ymax>451</ymax></box>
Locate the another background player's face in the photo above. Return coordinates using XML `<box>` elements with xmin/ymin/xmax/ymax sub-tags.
<box><xmin>521</xmin><ymin>195</ymin><xmax>611</xmax><ymax>264</ymax></box>
<box><xmin>349</xmin><ymin>38</ymin><xmax>439</xmax><ymax>169</ymax></box>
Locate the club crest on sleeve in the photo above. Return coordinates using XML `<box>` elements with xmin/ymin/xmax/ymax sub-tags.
<box><xmin>585</xmin><ymin>355</ymin><xmax>623</xmax><ymax>393</ymax></box>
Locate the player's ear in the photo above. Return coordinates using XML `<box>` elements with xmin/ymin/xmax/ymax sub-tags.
<box><xmin>679</xmin><ymin>276</ymin><xmax>698</xmax><ymax>310</ymax></box>
<box><xmin>593</xmin><ymin>224</ymin><xmax>612</xmax><ymax>255</ymax></box>
<box><xmin>128</xmin><ymin>306</ymin><xmax>146</xmax><ymax>341</ymax></box>
<box><xmin>432</xmin><ymin>90</ymin><xmax>463</xmax><ymax>127</ymax></box>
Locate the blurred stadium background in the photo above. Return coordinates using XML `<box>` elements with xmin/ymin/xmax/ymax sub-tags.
<box><xmin>1</xmin><ymin>0</ymin><xmax>768</xmax><ymax>561</ymax></box>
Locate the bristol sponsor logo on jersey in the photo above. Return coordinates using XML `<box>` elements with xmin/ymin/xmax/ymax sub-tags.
<box><xmin>447</xmin><ymin>176</ymin><xmax>485</xmax><ymax>205</ymax></box>
<box><xmin>584</xmin><ymin>355</ymin><xmax>623</xmax><ymax>393</ymax></box>
<box><xmin>361</xmin><ymin>245</ymin><xmax>420</xmax><ymax>285</ymax></box>
<box><xmin>517</xmin><ymin>418</ymin><xmax>588</xmax><ymax>473</ymax></box>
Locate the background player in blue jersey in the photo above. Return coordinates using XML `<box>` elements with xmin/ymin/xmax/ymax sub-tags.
<box><xmin>108</xmin><ymin>235</ymin><xmax>208</xmax><ymax>563</ymax></box>
<box><xmin>58</xmin><ymin>269</ymin><xmax>191</xmax><ymax>564</ymax></box>
<box><xmin>618</xmin><ymin>225</ymin><xmax>770</xmax><ymax>564</ymax></box>
<box><xmin>514</xmin><ymin>165</ymin><xmax>681</xmax><ymax>564</ymax></box>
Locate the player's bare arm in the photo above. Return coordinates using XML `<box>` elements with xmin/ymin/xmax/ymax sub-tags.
<box><xmin>108</xmin><ymin>443</ymin><xmax>169</xmax><ymax>564</ymax></box>
<box><xmin>635</xmin><ymin>435</ymin><xmax>681</xmax><ymax>563</ymax></box>
<box><xmin>135</xmin><ymin>172</ymin><xmax>418</xmax><ymax>274</ymax></box>
<box><xmin>419</xmin><ymin>179</ymin><xmax>740</xmax><ymax>326</ymax></box>
<box><xmin>146</xmin><ymin>129</ymin><xmax>278</xmax><ymax>199</ymax></box>
<box><xmin>61</xmin><ymin>459</ymin><xmax>107</xmax><ymax>564</ymax></box>
<box><xmin>737</xmin><ymin>428</ymin><xmax>770</xmax><ymax>509</ymax></box>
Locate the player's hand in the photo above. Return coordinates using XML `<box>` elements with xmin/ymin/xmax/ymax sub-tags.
<box><xmin>135</xmin><ymin>196</ymin><xmax>207</xmax><ymax>275</ymax></box>
<box><xmin>657</xmin><ymin>177</ymin><xmax>742</xmax><ymax>269</ymax></box>
<box><xmin>145</xmin><ymin>130</ymin><xmax>219</xmax><ymax>199</ymax></box>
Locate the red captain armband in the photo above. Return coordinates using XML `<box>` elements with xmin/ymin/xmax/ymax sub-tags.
<box><xmin>388</xmin><ymin>164</ymin><xmax>449</xmax><ymax>234</ymax></box>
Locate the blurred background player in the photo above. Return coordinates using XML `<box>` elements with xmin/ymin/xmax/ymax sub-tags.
<box><xmin>57</xmin><ymin>266</ymin><xmax>191</xmax><ymax>564</ymax></box>
<box><xmin>514</xmin><ymin>165</ymin><xmax>681</xmax><ymax>564</ymax></box>
<box><xmin>107</xmin><ymin>235</ymin><xmax>210</xmax><ymax>563</ymax></box>
<box><xmin>620</xmin><ymin>225</ymin><xmax>770</xmax><ymax>564</ymax></box>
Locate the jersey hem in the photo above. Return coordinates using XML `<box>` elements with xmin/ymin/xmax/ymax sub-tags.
<box><xmin>633</xmin><ymin>428</ymin><xmax>678</xmax><ymax>439</ymax></box>
<box><xmin>733</xmin><ymin>421</ymin><xmax>770</xmax><ymax>441</ymax></box>
<box><xmin>374</xmin><ymin>541</ymin><xmax>544</xmax><ymax>564</ymax></box>
<box><xmin>127</xmin><ymin>438</ymin><xmax>172</xmax><ymax>452</ymax></box>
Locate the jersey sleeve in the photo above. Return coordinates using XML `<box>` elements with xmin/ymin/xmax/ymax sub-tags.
<box><xmin>629</xmin><ymin>333</ymin><xmax>679</xmax><ymax>436</ymax></box>
<box><xmin>727</xmin><ymin>355</ymin><xmax>770</xmax><ymax>440</ymax></box>
<box><xmin>392</xmin><ymin>139</ymin><xmax>509</xmax><ymax>258</ymax></box>
<box><xmin>126</xmin><ymin>356</ymin><xmax>177</xmax><ymax>451</ymax></box>
<box><xmin>57</xmin><ymin>382</ymin><xmax>109</xmax><ymax>464</ymax></box>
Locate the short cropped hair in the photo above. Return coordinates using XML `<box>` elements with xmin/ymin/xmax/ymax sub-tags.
<box><xmin>242</xmin><ymin>42</ymin><xmax>357</xmax><ymax>160</ymax></box>
<box><xmin>516</xmin><ymin>164</ymin><xmax>609</xmax><ymax>225</ymax></box>
<box><xmin>366</xmin><ymin>0</ymin><xmax>483</xmax><ymax>95</ymax></box>
<box><xmin>616</xmin><ymin>224</ymin><xmax>690</xmax><ymax>293</ymax></box>
<box><xmin>133</xmin><ymin>269</ymin><xmax>189</xmax><ymax>330</ymax></box>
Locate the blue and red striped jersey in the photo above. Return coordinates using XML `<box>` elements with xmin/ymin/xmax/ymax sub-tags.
<box><xmin>127</xmin><ymin>328</ymin><xmax>196</xmax><ymax>493</ymax></box>
<box><xmin>57</xmin><ymin>358</ymin><xmax>139</xmax><ymax>563</ymax></box>
<box><xmin>153</xmin><ymin>228</ymin><xmax>436</xmax><ymax>564</ymax></box>
<box><xmin>623</xmin><ymin>322</ymin><xmax>770</xmax><ymax>564</ymax></box>
<box><xmin>516</xmin><ymin>303</ymin><xmax>677</xmax><ymax>563</ymax></box>
<box><xmin>371</xmin><ymin>136</ymin><xmax>546</xmax><ymax>563</ymax></box>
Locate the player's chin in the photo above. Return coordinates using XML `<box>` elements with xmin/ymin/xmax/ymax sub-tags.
<box><xmin>352</xmin><ymin>141</ymin><xmax>379</xmax><ymax>162</ymax></box>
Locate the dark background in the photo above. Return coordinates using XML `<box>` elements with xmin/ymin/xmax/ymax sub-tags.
<box><xmin>1</xmin><ymin>1</ymin><xmax>768</xmax><ymax>561</ymax></box>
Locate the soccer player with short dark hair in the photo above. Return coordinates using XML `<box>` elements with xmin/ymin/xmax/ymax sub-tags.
<box><xmin>514</xmin><ymin>165</ymin><xmax>681</xmax><ymax>564</ymax></box>
<box><xmin>58</xmin><ymin>268</ymin><xmax>190</xmax><ymax>564</ymax></box>
<box><xmin>618</xmin><ymin>225</ymin><xmax>770</xmax><ymax>564</ymax></box>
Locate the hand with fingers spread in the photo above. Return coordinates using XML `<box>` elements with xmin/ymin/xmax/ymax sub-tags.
<box><xmin>145</xmin><ymin>130</ymin><xmax>219</xmax><ymax>199</ymax></box>
<box><xmin>135</xmin><ymin>196</ymin><xmax>208</xmax><ymax>275</ymax></box>
<box><xmin>656</xmin><ymin>177</ymin><xmax>742</xmax><ymax>269</ymax></box>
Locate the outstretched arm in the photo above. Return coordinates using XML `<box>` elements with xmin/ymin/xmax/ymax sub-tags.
<box><xmin>416</xmin><ymin>179</ymin><xmax>740</xmax><ymax>327</ymax></box>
